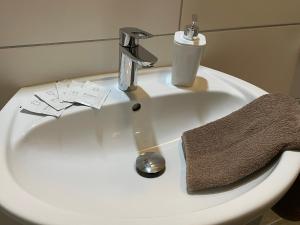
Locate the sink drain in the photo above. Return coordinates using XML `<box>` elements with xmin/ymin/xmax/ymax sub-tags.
<box><xmin>136</xmin><ymin>152</ymin><xmax>165</xmax><ymax>178</ymax></box>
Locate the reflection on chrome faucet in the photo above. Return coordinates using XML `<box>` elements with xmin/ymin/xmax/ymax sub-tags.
<box><xmin>118</xmin><ymin>27</ymin><xmax>158</xmax><ymax>91</ymax></box>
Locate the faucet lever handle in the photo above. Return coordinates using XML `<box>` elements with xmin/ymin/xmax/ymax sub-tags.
<box><xmin>120</xmin><ymin>27</ymin><xmax>153</xmax><ymax>47</ymax></box>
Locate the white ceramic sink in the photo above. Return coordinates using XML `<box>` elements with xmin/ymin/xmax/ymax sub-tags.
<box><xmin>1</xmin><ymin>67</ymin><xmax>300</xmax><ymax>225</ymax></box>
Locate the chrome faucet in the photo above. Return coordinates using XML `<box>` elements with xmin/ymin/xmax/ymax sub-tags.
<box><xmin>118</xmin><ymin>27</ymin><xmax>158</xmax><ymax>91</ymax></box>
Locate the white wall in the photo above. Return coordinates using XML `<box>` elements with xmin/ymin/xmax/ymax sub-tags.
<box><xmin>0</xmin><ymin>0</ymin><xmax>300</xmax><ymax>222</ymax></box>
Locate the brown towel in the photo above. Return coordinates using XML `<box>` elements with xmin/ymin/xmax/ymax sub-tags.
<box><xmin>182</xmin><ymin>93</ymin><xmax>300</xmax><ymax>193</ymax></box>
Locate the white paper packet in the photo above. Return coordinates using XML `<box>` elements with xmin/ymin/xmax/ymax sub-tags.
<box><xmin>55</xmin><ymin>80</ymin><xmax>70</xmax><ymax>102</ymax></box>
<box><xmin>35</xmin><ymin>87</ymin><xmax>72</xmax><ymax>111</ymax></box>
<box><xmin>64</xmin><ymin>80</ymin><xmax>85</xmax><ymax>103</ymax></box>
<box><xmin>75</xmin><ymin>81</ymin><xmax>111</xmax><ymax>109</ymax></box>
<box><xmin>21</xmin><ymin>96</ymin><xmax>63</xmax><ymax>118</ymax></box>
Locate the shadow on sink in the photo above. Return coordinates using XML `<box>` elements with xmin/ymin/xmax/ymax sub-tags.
<box><xmin>125</xmin><ymin>87</ymin><xmax>166</xmax><ymax>177</ymax></box>
<box><xmin>174</xmin><ymin>76</ymin><xmax>209</xmax><ymax>92</ymax></box>
<box><xmin>125</xmin><ymin>87</ymin><xmax>160</xmax><ymax>152</ymax></box>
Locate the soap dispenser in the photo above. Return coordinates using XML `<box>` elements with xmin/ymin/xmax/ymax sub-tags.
<box><xmin>171</xmin><ymin>15</ymin><xmax>206</xmax><ymax>86</ymax></box>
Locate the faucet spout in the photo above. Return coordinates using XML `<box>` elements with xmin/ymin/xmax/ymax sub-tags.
<box><xmin>118</xmin><ymin>27</ymin><xmax>157</xmax><ymax>91</ymax></box>
<box><xmin>120</xmin><ymin>45</ymin><xmax>157</xmax><ymax>68</ymax></box>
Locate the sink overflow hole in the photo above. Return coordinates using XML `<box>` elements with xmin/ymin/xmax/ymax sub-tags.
<box><xmin>132</xmin><ymin>103</ymin><xmax>141</xmax><ymax>111</ymax></box>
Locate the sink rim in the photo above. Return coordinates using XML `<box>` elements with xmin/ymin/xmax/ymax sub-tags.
<box><xmin>1</xmin><ymin>66</ymin><xmax>300</xmax><ymax>225</ymax></box>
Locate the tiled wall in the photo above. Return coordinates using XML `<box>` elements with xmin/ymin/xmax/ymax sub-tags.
<box><xmin>0</xmin><ymin>0</ymin><xmax>179</xmax><ymax>108</ymax></box>
<box><xmin>181</xmin><ymin>0</ymin><xmax>300</xmax><ymax>98</ymax></box>
<box><xmin>1</xmin><ymin>0</ymin><xmax>300</xmax><ymax>110</ymax></box>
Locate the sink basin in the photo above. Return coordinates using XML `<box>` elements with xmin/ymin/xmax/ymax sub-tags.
<box><xmin>1</xmin><ymin>66</ymin><xmax>300</xmax><ymax>225</ymax></box>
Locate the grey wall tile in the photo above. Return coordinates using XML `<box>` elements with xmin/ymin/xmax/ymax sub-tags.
<box><xmin>0</xmin><ymin>0</ymin><xmax>180</xmax><ymax>47</ymax></box>
<box><xmin>181</xmin><ymin>0</ymin><xmax>300</xmax><ymax>31</ymax></box>
<box><xmin>201</xmin><ymin>25</ymin><xmax>300</xmax><ymax>96</ymax></box>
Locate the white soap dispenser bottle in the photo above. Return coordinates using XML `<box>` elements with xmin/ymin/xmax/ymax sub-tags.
<box><xmin>171</xmin><ymin>15</ymin><xmax>206</xmax><ymax>86</ymax></box>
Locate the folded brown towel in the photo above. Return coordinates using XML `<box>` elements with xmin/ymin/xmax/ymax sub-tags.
<box><xmin>182</xmin><ymin>93</ymin><xmax>300</xmax><ymax>193</ymax></box>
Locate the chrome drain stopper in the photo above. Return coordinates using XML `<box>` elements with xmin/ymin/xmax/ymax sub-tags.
<box><xmin>136</xmin><ymin>152</ymin><xmax>165</xmax><ymax>178</ymax></box>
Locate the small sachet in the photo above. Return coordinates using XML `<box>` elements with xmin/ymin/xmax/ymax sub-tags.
<box><xmin>35</xmin><ymin>87</ymin><xmax>72</xmax><ymax>111</ymax></box>
<box><xmin>21</xmin><ymin>96</ymin><xmax>63</xmax><ymax>118</ymax></box>
<box><xmin>55</xmin><ymin>80</ymin><xmax>70</xmax><ymax>102</ymax></box>
<box><xmin>63</xmin><ymin>80</ymin><xmax>85</xmax><ymax>103</ymax></box>
<box><xmin>76</xmin><ymin>81</ymin><xmax>111</xmax><ymax>110</ymax></box>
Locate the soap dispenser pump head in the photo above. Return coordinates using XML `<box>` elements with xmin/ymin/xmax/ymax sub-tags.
<box><xmin>184</xmin><ymin>14</ymin><xmax>199</xmax><ymax>40</ymax></box>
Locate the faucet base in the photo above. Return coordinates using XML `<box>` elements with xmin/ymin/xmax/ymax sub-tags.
<box><xmin>118</xmin><ymin>83</ymin><xmax>138</xmax><ymax>92</ymax></box>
